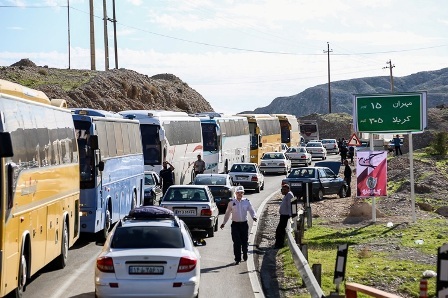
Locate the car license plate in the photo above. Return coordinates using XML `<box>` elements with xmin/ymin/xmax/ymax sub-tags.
<box><xmin>236</xmin><ymin>176</ymin><xmax>248</xmax><ymax>180</ymax></box>
<box><xmin>129</xmin><ymin>266</ymin><xmax>164</xmax><ymax>275</ymax></box>
<box><xmin>291</xmin><ymin>183</ymin><xmax>301</xmax><ymax>186</ymax></box>
<box><xmin>174</xmin><ymin>208</ymin><xmax>196</xmax><ymax>215</ymax></box>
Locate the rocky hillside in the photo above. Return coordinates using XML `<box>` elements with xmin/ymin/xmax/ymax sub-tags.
<box><xmin>298</xmin><ymin>106</ymin><xmax>448</xmax><ymax>153</ymax></box>
<box><xmin>253</xmin><ymin>67</ymin><xmax>448</xmax><ymax>116</ymax></box>
<box><xmin>0</xmin><ymin>59</ymin><xmax>214</xmax><ymax>113</ymax></box>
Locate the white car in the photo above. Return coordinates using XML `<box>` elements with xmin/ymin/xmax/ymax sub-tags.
<box><xmin>320</xmin><ymin>139</ymin><xmax>339</xmax><ymax>154</ymax></box>
<box><xmin>305</xmin><ymin>141</ymin><xmax>327</xmax><ymax>160</ymax></box>
<box><xmin>285</xmin><ymin>146</ymin><xmax>312</xmax><ymax>167</ymax></box>
<box><xmin>259</xmin><ymin>152</ymin><xmax>291</xmax><ymax>174</ymax></box>
<box><xmin>228</xmin><ymin>162</ymin><xmax>265</xmax><ymax>193</ymax></box>
<box><xmin>95</xmin><ymin>206</ymin><xmax>202</xmax><ymax>298</ymax></box>
<box><xmin>160</xmin><ymin>185</ymin><xmax>220</xmax><ymax>237</ymax></box>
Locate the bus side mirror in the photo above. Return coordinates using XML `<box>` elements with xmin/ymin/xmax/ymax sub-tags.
<box><xmin>90</xmin><ymin>135</ymin><xmax>99</xmax><ymax>150</ymax></box>
<box><xmin>0</xmin><ymin>132</ymin><xmax>14</xmax><ymax>157</ymax></box>
<box><xmin>97</xmin><ymin>161</ymin><xmax>105</xmax><ymax>172</ymax></box>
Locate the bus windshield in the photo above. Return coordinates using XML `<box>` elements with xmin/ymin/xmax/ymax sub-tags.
<box><xmin>74</xmin><ymin>121</ymin><xmax>94</xmax><ymax>185</ymax></box>
<box><xmin>201</xmin><ymin>123</ymin><xmax>218</xmax><ymax>152</ymax></box>
<box><xmin>140</xmin><ymin>124</ymin><xmax>161</xmax><ymax>166</ymax></box>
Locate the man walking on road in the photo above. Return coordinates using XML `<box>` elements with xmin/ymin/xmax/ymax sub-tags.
<box><xmin>274</xmin><ymin>184</ymin><xmax>294</xmax><ymax>248</ymax></box>
<box><xmin>343</xmin><ymin>159</ymin><xmax>352</xmax><ymax>197</ymax></box>
<box><xmin>160</xmin><ymin>161</ymin><xmax>175</xmax><ymax>195</ymax></box>
<box><xmin>393</xmin><ymin>135</ymin><xmax>402</xmax><ymax>156</ymax></box>
<box><xmin>220</xmin><ymin>186</ymin><xmax>257</xmax><ymax>265</ymax></box>
<box><xmin>193</xmin><ymin>154</ymin><xmax>206</xmax><ymax>176</ymax></box>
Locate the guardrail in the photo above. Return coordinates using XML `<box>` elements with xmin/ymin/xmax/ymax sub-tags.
<box><xmin>286</xmin><ymin>218</ymin><xmax>325</xmax><ymax>298</ymax></box>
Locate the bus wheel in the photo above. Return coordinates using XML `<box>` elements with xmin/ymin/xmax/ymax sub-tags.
<box><xmin>102</xmin><ymin>209</ymin><xmax>111</xmax><ymax>240</ymax></box>
<box><xmin>55</xmin><ymin>223</ymin><xmax>68</xmax><ymax>269</ymax></box>
<box><xmin>14</xmin><ymin>251</ymin><xmax>27</xmax><ymax>297</ymax></box>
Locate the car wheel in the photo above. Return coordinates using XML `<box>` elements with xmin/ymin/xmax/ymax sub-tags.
<box><xmin>317</xmin><ymin>189</ymin><xmax>324</xmax><ymax>201</ymax></box>
<box><xmin>207</xmin><ymin>226</ymin><xmax>215</xmax><ymax>237</ymax></box>
<box><xmin>214</xmin><ymin>217</ymin><xmax>219</xmax><ymax>232</ymax></box>
<box><xmin>339</xmin><ymin>186</ymin><xmax>347</xmax><ymax>198</ymax></box>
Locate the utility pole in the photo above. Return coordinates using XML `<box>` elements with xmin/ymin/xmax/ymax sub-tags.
<box><xmin>67</xmin><ymin>0</ymin><xmax>71</xmax><ymax>69</ymax></box>
<box><xmin>383</xmin><ymin>59</ymin><xmax>395</xmax><ymax>92</ymax></box>
<box><xmin>323</xmin><ymin>42</ymin><xmax>333</xmax><ymax>113</ymax></box>
<box><xmin>89</xmin><ymin>0</ymin><xmax>96</xmax><ymax>70</ymax></box>
<box><xmin>102</xmin><ymin>0</ymin><xmax>109</xmax><ymax>71</ymax></box>
<box><xmin>108</xmin><ymin>0</ymin><xmax>118</xmax><ymax>69</ymax></box>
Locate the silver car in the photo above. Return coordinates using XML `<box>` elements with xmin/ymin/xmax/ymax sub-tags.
<box><xmin>228</xmin><ymin>162</ymin><xmax>265</xmax><ymax>193</ymax></box>
<box><xmin>160</xmin><ymin>185</ymin><xmax>220</xmax><ymax>237</ymax></box>
<box><xmin>259</xmin><ymin>152</ymin><xmax>291</xmax><ymax>174</ymax></box>
<box><xmin>305</xmin><ymin>141</ymin><xmax>327</xmax><ymax>160</ymax></box>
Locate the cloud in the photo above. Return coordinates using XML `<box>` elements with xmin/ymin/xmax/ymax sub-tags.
<box><xmin>126</xmin><ymin>0</ymin><xmax>143</xmax><ymax>5</ymax></box>
<box><xmin>7</xmin><ymin>26</ymin><xmax>24</xmax><ymax>30</ymax></box>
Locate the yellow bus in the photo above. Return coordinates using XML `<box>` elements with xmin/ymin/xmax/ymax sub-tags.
<box><xmin>273</xmin><ymin>114</ymin><xmax>301</xmax><ymax>147</ymax></box>
<box><xmin>237</xmin><ymin>114</ymin><xmax>281</xmax><ymax>164</ymax></box>
<box><xmin>0</xmin><ymin>80</ymin><xmax>80</xmax><ymax>297</ymax></box>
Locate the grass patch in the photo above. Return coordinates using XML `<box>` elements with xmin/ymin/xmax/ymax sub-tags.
<box><xmin>281</xmin><ymin>218</ymin><xmax>444</xmax><ymax>297</ymax></box>
<box><xmin>387</xmin><ymin>178</ymin><xmax>406</xmax><ymax>194</ymax></box>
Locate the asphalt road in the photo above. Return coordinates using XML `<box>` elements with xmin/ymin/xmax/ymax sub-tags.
<box><xmin>21</xmin><ymin>175</ymin><xmax>284</xmax><ymax>298</ymax></box>
<box><xmin>22</xmin><ymin>154</ymin><xmax>340</xmax><ymax>298</ymax></box>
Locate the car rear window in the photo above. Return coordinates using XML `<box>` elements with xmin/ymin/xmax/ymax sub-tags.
<box><xmin>111</xmin><ymin>226</ymin><xmax>184</xmax><ymax>249</ymax></box>
<box><xmin>288</xmin><ymin>168</ymin><xmax>315</xmax><ymax>178</ymax></box>
<box><xmin>210</xmin><ymin>187</ymin><xmax>232</xmax><ymax>198</ymax></box>
<box><xmin>164</xmin><ymin>188</ymin><xmax>208</xmax><ymax>202</ymax></box>
<box><xmin>194</xmin><ymin>176</ymin><xmax>226</xmax><ymax>185</ymax></box>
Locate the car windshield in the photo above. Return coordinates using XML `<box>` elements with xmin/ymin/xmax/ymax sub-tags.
<box><xmin>194</xmin><ymin>176</ymin><xmax>226</xmax><ymax>185</ymax></box>
<box><xmin>164</xmin><ymin>188</ymin><xmax>208</xmax><ymax>202</ymax></box>
<box><xmin>288</xmin><ymin>168</ymin><xmax>315</xmax><ymax>178</ymax></box>
<box><xmin>145</xmin><ymin>174</ymin><xmax>155</xmax><ymax>185</ymax></box>
<box><xmin>111</xmin><ymin>226</ymin><xmax>184</xmax><ymax>249</ymax></box>
<box><xmin>210</xmin><ymin>188</ymin><xmax>232</xmax><ymax>198</ymax></box>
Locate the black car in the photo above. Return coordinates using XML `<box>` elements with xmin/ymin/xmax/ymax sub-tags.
<box><xmin>143</xmin><ymin>171</ymin><xmax>163</xmax><ymax>205</ymax></box>
<box><xmin>192</xmin><ymin>174</ymin><xmax>234</xmax><ymax>213</ymax></box>
<box><xmin>281</xmin><ymin>166</ymin><xmax>347</xmax><ymax>201</ymax></box>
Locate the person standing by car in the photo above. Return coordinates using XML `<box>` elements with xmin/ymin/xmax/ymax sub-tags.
<box><xmin>343</xmin><ymin>159</ymin><xmax>352</xmax><ymax>197</ymax></box>
<box><xmin>220</xmin><ymin>186</ymin><xmax>257</xmax><ymax>265</ymax></box>
<box><xmin>160</xmin><ymin>161</ymin><xmax>175</xmax><ymax>195</ymax></box>
<box><xmin>340</xmin><ymin>145</ymin><xmax>348</xmax><ymax>164</ymax></box>
<box><xmin>193</xmin><ymin>154</ymin><xmax>206</xmax><ymax>176</ymax></box>
<box><xmin>393</xmin><ymin>134</ymin><xmax>402</xmax><ymax>156</ymax></box>
<box><xmin>348</xmin><ymin>146</ymin><xmax>355</xmax><ymax>164</ymax></box>
<box><xmin>274</xmin><ymin>184</ymin><xmax>294</xmax><ymax>248</ymax></box>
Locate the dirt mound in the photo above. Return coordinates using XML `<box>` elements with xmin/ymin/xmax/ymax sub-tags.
<box><xmin>0</xmin><ymin>59</ymin><xmax>214</xmax><ymax>113</ymax></box>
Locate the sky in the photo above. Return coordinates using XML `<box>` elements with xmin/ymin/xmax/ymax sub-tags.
<box><xmin>1</xmin><ymin>0</ymin><xmax>447</xmax><ymax>115</ymax></box>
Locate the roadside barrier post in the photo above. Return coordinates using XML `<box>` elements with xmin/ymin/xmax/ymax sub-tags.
<box><xmin>302</xmin><ymin>182</ymin><xmax>313</xmax><ymax>228</ymax></box>
<box><xmin>312</xmin><ymin>264</ymin><xmax>322</xmax><ymax>286</ymax></box>
<box><xmin>419</xmin><ymin>279</ymin><xmax>428</xmax><ymax>298</ymax></box>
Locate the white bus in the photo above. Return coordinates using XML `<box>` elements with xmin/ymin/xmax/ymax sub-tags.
<box><xmin>197</xmin><ymin>114</ymin><xmax>250</xmax><ymax>173</ymax></box>
<box><xmin>120</xmin><ymin>110</ymin><xmax>203</xmax><ymax>185</ymax></box>
<box><xmin>299</xmin><ymin>120</ymin><xmax>320</xmax><ymax>143</ymax></box>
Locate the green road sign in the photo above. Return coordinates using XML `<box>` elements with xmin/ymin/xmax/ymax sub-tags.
<box><xmin>353</xmin><ymin>92</ymin><xmax>427</xmax><ymax>133</ymax></box>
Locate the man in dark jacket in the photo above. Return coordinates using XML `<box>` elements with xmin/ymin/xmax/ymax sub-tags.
<box><xmin>343</xmin><ymin>159</ymin><xmax>352</xmax><ymax>197</ymax></box>
<box><xmin>340</xmin><ymin>145</ymin><xmax>348</xmax><ymax>164</ymax></box>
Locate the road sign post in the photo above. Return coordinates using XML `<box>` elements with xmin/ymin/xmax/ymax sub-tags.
<box><xmin>333</xmin><ymin>243</ymin><xmax>349</xmax><ymax>294</ymax></box>
<box><xmin>437</xmin><ymin>243</ymin><xmax>448</xmax><ymax>297</ymax></box>
<box><xmin>353</xmin><ymin>92</ymin><xmax>427</xmax><ymax>222</ymax></box>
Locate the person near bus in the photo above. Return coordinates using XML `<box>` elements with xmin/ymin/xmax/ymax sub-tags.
<box><xmin>194</xmin><ymin>154</ymin><xmax>206</xmax><ymax>176</ymax></box>
<box><xmin>160</xmin><ymin>161</ymin><xmax>175</xmax><ymax>195</ymax></box>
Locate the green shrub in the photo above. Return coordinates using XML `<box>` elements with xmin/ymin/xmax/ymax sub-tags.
<box><xmin>427</xmin><ymin>131</ymin><xmax>448</xmax><ymax>156</ymax></box>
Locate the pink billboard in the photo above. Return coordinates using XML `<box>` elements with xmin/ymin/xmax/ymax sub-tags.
<box><xmin>356</xmin><ymin>151</ymin><xmax>388</xmax><ymax>197</ymax></box>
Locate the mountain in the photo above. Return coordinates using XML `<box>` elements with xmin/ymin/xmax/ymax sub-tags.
<box><xmin>0</xmin><ymin>59</ymin><xmax>214</xmax><ymax>113</ymax></box>
<box><xmin>252</xmin><ymin>68</ymin><xmax>448</xmax><ymax>116</ymax></box>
